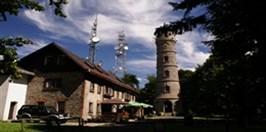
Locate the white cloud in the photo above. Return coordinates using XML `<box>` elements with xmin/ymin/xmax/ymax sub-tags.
<box><xmin>127</xmin><ymin>58</ymin><xmax>156</xmax><ymax>74</ymax></box>
<box><xmin>20</xmin><ymin>0</ymin><xmax>211</xmax><ymax>79</ymax></box>
<box><xmin>17</xmin><ymin>40</ymin><xmax>48</xmax><ymax>58</ymax></box>
<box><xmin>23</xmin><ymin>0</ymin><xmax>176</xmax><ymax>47</ymax></box>
<box><xmin>176</xmin><ymin>31</ymin><xmax>211</xmax><ymax>70</ymax></box>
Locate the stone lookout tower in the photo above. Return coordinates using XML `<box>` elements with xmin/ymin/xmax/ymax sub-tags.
<box><xmin>154</xmin><ymin>27</ymin><xmax>181</xmax><ymax>115</ymax></box>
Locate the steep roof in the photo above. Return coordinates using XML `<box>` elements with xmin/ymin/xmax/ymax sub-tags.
<box><xmin>20</xmin><ymin>42</ymin><xmax>138</xmax><ymax>93</ymax></box>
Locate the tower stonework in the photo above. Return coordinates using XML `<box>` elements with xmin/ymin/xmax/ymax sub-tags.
<box><xmin>154</xmin><ymin>30</ymin><xmax>181</xmax><ymax>115</ymax></box>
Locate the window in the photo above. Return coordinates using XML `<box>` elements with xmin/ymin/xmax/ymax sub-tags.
<box><xmin>97</xmin><ymin>85</ymin><xmax>101</xmax><ymax>94</ymax></box>
<box><xmin>37</xmin><ymin>102</ymin><xmax>45</xmax><ymax>106</ymax></box>
<box><xmin>133</xmin><ymin>96</ymin><xmax>135</xmax><ymax>101</ymax></box>
<box><xmin>163</xmin><ymin>43</ymin><xmax>168</xmax><ymax>48</ymax></box>
<box><xmin>44</xmin><ymin>79</ymin><xmax>62</xmax><ymax>89</ymax></box>
<box><xmin>164</xmin><ymin>70</ymin><xmax>170</xmax><ymax>78</ymax></box>
<box><xmin>89</xmin><ymin>102</ymin><xmax>93</xmax><ymax>113</ymax></box>
<box><xmin>97</xmin><ymin>104</ymin><xmax>101</xmax><ymax>113</ymax></box>
<box><xmin>121</xmin><ymin>92</ymin><xmax>125</xmax><ymax>99</ymax></box>
<box><xmin>125</xmin><ymin>93</ymin><xmax>131</xmax><ymax>101</ymax></box>
<box><xmin>116</xmin><ymin>91</ymin><xmax>119</xmax><ymax>98</ymax></box>
<box><xmin>164</xmin><ymin>56</ymin><xmax>169</xmax><ymax>63</ymax></box>
<box><xmin>58</xmin><ymin>101</ymin><xmax>65</xmax><ymax>113</ymax></box>
<box><xmin>57</xmin><ymin>55</ymin><xmax>65</xmax><ymax>65</ymax></box>
<box><xmin>44</xmin><ymin>56</ymin><xmax>53</xmax><ymax>65</ymax></box>
<box><xmin>90</xmin><ymin>83</ymin><xmax>94</xmax><ymax>92</ymax></box>
<box><xmin>164</xmin><ymin>86</ymin><xmax>170</xmax><ymax>93</ymax></box>
<box><xmin>105</xmin><ymin>87</ymin><xmax>108</xmax><ymax>94</ymax></box>
<box><xmin>111</xmin><ymin>89</ymin><xmax>114</xmax><ymax>96</ymax></box>
<box><xmin>103</xmin><ymin>86</ymin><xmax>112</xmax><ymax>97</ymax></box>
<box><xmin>108</xmin><ymin>87</ymin><xmax>112</xmax><ymax>94</ymax></box>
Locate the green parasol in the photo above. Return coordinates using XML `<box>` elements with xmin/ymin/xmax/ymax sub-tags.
<box><xmin>124</xmin><ymin>101</ymin><xmax>153</xmax><ymax>108</ymax></box>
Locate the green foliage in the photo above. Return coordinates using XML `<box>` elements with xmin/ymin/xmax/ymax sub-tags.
<box><xmin>0</xmin><ymin>36</ymin><xmax>35</xmax><ymax>78</ymax></box>
<box><xmin>163</xmin><ymin>0</ymin><xmax>266</xmax><ymax>121</ymax></box>
<box><xmin>178</xmin><ymin>69</ymin><xmax>195</xmax><ymax>114</ymax></box>
<box><xmin>0</xmin><ymin>0</ymin><xmax>68</xmax><ymax>21</ymax></box>
<box><xmin>49</xmin><ymin>0</ymin><xmax>68</xmax><ymax>18</ymax></box>
<box><xmin>0</xmin><ymin>0</ymin><xmax>68</xmax><ymax>78</ymax></box>
<box><xmin>121</xmin><ymin>73</ymin><xmax>139</xmax><ymax>88</ymax></box>
<box><xmin>137</xmin><ymin>74</ymin><xmax>156</xmax><ymax>105</ymax></box>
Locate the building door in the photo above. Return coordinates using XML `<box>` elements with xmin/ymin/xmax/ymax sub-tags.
<box><xmin>8</xmin><ymin>102</ymin><xmax>17</xmax><ymax>120</ymax></box>
<box><xmin>58</xmin><ymin>101</ymin><xmax>65</xmax><ymax>113</ymax></box>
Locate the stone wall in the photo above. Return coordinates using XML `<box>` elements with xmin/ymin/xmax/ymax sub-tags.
<box><xmin>26</xmin><ymin>72</ymin><xmax>84</xmax><ymax>117</ymax></box>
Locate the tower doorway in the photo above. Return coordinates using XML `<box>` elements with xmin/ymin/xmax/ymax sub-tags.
<box><xmin>164</xmin><ymin>101</ymin><xmax>172</xmax><ymax>112</ymax></box>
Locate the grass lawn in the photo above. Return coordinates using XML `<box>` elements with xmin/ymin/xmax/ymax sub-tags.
<box><xmin>0</xmin><ymin>121</ymin><xmax>49</xmax><ymax>132</ymax></box>
<box><xmin>0</xmin><ymin>120</ymin><xmax>266</xmax><ymax>132</ymax></box>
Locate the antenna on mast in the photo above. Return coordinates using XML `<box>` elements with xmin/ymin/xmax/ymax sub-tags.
<box><xmin>88</xmin><ymin>14</ymin><xmax>100</xmax><ymax>64</ymax></box>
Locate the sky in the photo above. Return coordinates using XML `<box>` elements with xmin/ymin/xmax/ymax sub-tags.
<box><xmin>0</xmin><ymin>0</ymin><xmax>212</xmax><ymax>87</ymax></box>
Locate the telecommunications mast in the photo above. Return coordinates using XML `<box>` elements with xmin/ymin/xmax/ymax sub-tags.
<box><xmin>114</xmin><ymin>30</ymin><xmax>129</xmax><ymax>76</ymax></box>
<box><xmin>88</xmin><ymin>15</ymin><xmax>100</xmax><ymax>63</ymax></box>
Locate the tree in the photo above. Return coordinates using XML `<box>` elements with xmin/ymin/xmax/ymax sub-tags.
<box><xmin>137</xmin><ymin>74</ymin><xmax>156</xmax><ymax>105</ymax></box>
<box><xmin>0</xmin><ymin>0</ymin><xmax>68</xmax><ymax>22</ymax></box>
<box><xmin>0</xmin><ymin>37</ymin><xmax>34</xmax><ymax>78</ymax></box>
<box><xmin>121</xmin><ymin>73</ymin><xmax>139</xmax><ymax>89</ymax></box>
<box><xmin>178</xmin><ymin>69</ymin><xmax>195</xmax><ymax>114</ymax></box>
<box><xmin>156</xmin><ymin>0</ymin><xmax>266</xmax><ymax>124</ymax></box>
<box><xmin>0</xmin><ymin>0</ymin><xmax>68</xmax><ymax>78</ymax></box>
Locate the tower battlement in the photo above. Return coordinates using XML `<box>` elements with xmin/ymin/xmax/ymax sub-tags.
<box><xmin>155</xmin><ymin>31</ymin><xmax>176</xmax><ymax>41</ymax></box>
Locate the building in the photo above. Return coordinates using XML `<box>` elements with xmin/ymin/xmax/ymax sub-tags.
<box><xmin>154</xmin><ymin>30</ymin><xmax>181</xmax><ymax>115</ymax></box>
<box><xmin>0</xmin><ymin>68</ymin><xmax>34</xmax><ymax>120</ymax></box>
<box><xmin>18</xmin><ymin>42</ymin><xmax>138</xmax><ymax>120</ymax></box>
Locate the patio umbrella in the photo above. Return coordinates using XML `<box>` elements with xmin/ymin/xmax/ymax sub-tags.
<box><xmin>124</xmin><ymin>101</ymin><xmax>153</xmax><ymax>108</ymax></box>
<box><xmin>124</xmin><ymin>101</ymin><xmax>143</xmax><ymax>107</ymax></box>
<box><xmin>140</xmin><ymin>103</ymin><xmax>153</xmax><ymax>108</ymax></box>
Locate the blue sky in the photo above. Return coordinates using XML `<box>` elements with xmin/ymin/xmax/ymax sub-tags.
<box><xmin>0</xmin><ymin>0</ymin><xmax>211</xmax><ymax>87</ymax></box>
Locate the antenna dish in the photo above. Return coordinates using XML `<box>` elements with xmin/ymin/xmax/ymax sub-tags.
<box><xmin>114</xmin><ymin>46</ymin><xmax>119</xmax><ymax>50</ymax></box>
<box><xmin>92</xmin><ymin>36</ymin><xmax>100</xmax><ymax>43</ymax></box>
<box><xmin>124</xmin><ymin>46</ymin><xmax>129</xmax><ymax>50</ymax></box>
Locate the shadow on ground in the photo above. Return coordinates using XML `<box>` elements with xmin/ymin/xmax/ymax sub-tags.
<box><xmin>25</xmin><ymin>118</ymin><xmax>266</xmax><ymax>132</ymax></box>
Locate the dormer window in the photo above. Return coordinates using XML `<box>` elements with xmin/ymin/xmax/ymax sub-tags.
<box><xmin>57</xmin><ymin>55</ymin><xmax>65</xmax><ymax>65</ymax></box>
<box><xmin>44</xmin><ymin>56</ymin><xmax>53</xmax><ymax>65</ymax></box>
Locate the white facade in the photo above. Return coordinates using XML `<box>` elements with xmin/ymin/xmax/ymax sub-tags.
<box><xmin>0</xmin><ymin>76</ymin><xmax>27</xmax><ymax>120</ymax></box>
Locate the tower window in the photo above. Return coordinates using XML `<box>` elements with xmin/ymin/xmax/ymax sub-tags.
<box><xmin>164</xmin><ymin>56</ymin><xmax>169</xmax><ymax>63</ymax></box>
<box><xmin>164</xmin><ymin>86</ymin><xmax>170</xmax><ymax>93</ymax></box>
<box><xmin>164</xmin><ymin>70</ymin><xmax>170</xmax><ymax>78</ymax></box>
<box><xmin>163</xmin><ymin>43</ymin><xmax>168</xmax><ymax>48</ymax></box>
